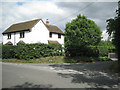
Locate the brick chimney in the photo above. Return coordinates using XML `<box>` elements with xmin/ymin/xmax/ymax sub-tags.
<box><xmin>46</xmin><ymin>19</ymin><xmax>49</xmax><ymax>25</ymax></box>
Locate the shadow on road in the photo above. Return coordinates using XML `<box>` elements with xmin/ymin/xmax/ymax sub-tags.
<box><xmin>49</xmin><ymin>62</ymin><xmax>118</xmax><ymax>88</ymax></box>
<box><xmin>11</xmin><ymin>82</ymin><xmax>52</xmax><ymax>88</ymax></box>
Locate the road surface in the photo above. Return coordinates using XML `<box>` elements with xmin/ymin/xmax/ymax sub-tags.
<box><xmin>2</xmin><ymin>61</ymin><xmax>119</xmax><ymax>89</ymax></box>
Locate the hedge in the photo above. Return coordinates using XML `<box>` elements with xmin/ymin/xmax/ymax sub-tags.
<box><xmin>2</xmin><ymin>43</ymin><xmax>115</xmax><ymax>60</ymax></box>
<box><xmin>2</xmin><ymin>45</ymin><xmax>15</xmax><ymax>59</ymax></box>
<box><xmin>89</xmin><ymin>46</ymin><xmax>115</xmax><ymax>57</ymax></box>
<box><xmin>2</xmin><ymin>43</ymin><xmax>64</xmax><ymax>60</ymax></box>
<box><xmin>65</xmin><ymin>45</ymin><xmax>115</xmax><ymax>57</ymax></box>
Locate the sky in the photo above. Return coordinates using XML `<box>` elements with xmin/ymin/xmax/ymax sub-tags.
<box><xmin>0</xmin><ymin>0</ymin><xmax>119</xmax><ymax>43</ymax></box>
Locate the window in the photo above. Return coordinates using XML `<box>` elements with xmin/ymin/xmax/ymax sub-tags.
<box><xmin>20</xmin><ymin>32</ymin><xmax>25</xmax><ymax>38</ymax></box>
<box><xmin>49</xmin><ymin>32</ymin><xmax>52</xmax><ymax>38</ymax></box>
<box><xmin>58</xmin><ymin>34</ymin><xmax>61</xmax><ymax>38</ymax></box>
<box><xmin>7</xmin><ymin>33</ymin><xmax>11</xmax><ymax>39</ymax></box>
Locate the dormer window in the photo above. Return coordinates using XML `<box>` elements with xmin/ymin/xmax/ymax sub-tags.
<box><xmin>49</xmin><ymin>32</ymin><xmax>52</xmax><ymax>38</ymax></box>
<box><xmin>20</xmin><ymin>31</ymin><xmax>24</xmax><ymax>38</ymax></box>
<box><xmin>7</xmin><ymin>33</ymin><xmax>11</xmax><ymax>39</ymax></box>
<box><xmin>58</xmin><ymin>34</ymin><xmax>61</xmax><ymax>39</ymax></box>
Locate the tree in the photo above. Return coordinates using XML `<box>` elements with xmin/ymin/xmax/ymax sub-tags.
<box><xmin>106</xmin><ymin>1</ymin><xmax>120</xmax><ymax>73</ymax></box>
<box><xmin>65</xmin><ymin>14</ymin><xmax>102</xmax><ymax>57</ymax></box>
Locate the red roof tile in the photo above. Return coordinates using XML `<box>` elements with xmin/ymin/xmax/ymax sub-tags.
<box><xmin>48</xmin><ymin>40</ymin><xmax>59</xmax><ymax>44</ymax></box>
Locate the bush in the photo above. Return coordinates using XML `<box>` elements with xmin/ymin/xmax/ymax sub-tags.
<box><xmin>2</xmin><ymin>45</ymin><xmax>15</xmax><ymax>59</ymax></box>
<box><xmin>65</xmin><ymin>46</ymin><xmax>99</xmax><ymax>57</ymax></box>
<box><xmin>98</xmin><ymin>56</ymin><xmax>112</xmax><ymax>61</ymax></box>
<box><xmin>2</xmin><ymin>43</ymin><xmax>64</xmax><ymax>60</ymax></box>
<box><xmin>97</xmin><ymin>46</ymin><xmax>108</xmax><ymax>57</ymax></box>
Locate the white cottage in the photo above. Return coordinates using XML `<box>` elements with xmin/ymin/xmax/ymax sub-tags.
<box><xmin>2</xmin><ymin>19</ymin><xmax>64</xmax><ymax>45</ymax></box>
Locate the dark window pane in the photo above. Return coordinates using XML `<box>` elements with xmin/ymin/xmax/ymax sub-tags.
<box><xmin>58</xmin><ymin>34</ymin><xmax>61</xmax><ymax>38</ymax></box>
<box><xmin>49</xmin><ymin>32</ymin><xmax>52</xmax><ymax>38</ymax></box>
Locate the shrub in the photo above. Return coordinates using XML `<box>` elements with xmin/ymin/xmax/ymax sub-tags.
<box><xmin>97</xmin><ymin>46</ymin><xmax>108</xmax><ymax>57</ymax></box>
<box><xmin>2</xmin><ymin>45</ymin><xmax>15</xmax><ymax>59</ymax></box>
<box><xmin>2</xmin><ymin>43</ymin><xmax>64</xmax><ymax>60</ymax></box>
<box><xmin>65</xmin><ymin>46</ymin><xmax>99</xmax><ymax>57</ymax></box>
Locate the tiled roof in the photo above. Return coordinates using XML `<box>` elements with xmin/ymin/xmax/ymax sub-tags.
<box><xmin>2</xmin><ymin>19</ymin><xmax>41</xmax><ymax>34</ymax></box>
<box><xmin>2</xmin><ymin>18</ymin><xmax>64</xmax><ymax>34</ymax></box>
<box><xmin>45</xmin><ymin>24</ymin><xmax>64</xmax><ymax>34</ymax></box>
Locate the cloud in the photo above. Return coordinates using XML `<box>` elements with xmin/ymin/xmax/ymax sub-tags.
<box><xmin>55</xmin><ymin>2</ymin><xmax>117</xmax><ymax>30</ymax></box>
<box><xmin>1</xmin><ymin>1</ymin><xmax>118</xmax><ymax>42</ymax></box>
<box><xmin>54</xmin><ymin>0</ymin><xmax>119</xmax><ymax>2</ymax></box>
<box><xmin>101</xmin><ymin>30</ymin><xmax>109</xmax><ymax>41</ymax></box>
<box><xmin>1</xmin><ymin>0</ymin><xmax>54</xmax><ymax>2</ymax></box>
<box><xmin>1</xmin><ymin>2</ymin><xmax>66</xmax><ymax>31</ymax></box>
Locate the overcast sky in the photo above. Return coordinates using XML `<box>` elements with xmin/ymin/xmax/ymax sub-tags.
<box><xmin>0</xmin><ymin>0</ymin><xmax>118</xmax><ymax>43</ymax></box>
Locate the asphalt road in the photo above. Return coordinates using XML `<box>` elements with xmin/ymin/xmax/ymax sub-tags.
<box><xmin>2</xmin><ymin>61</ymin><xmax>119</xmax><ymax>89</ymax></box>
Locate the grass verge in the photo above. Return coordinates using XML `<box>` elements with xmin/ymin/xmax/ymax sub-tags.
<box><xmin>2</xmin><ymin>56</ymin><xmax>112</xmax><ymax>64</ymax></box>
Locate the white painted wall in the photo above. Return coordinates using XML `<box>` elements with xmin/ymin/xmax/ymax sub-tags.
<box><xmin>30</xmin><ymin>20</ymin><xmax>49</xmax><ymax>44</ymax></box>
<box><xmin>3</xmin><ymin>33</ymin><xmax>15</xmax><ymax>45</ymax></box>
<box><xmin>3</xmin><ymin>20</ymin><xmax>64</xmax><ymax>45</ymax></box>
<box><xmin>48</xmin><ymin>33</ymin><xmax>64</xmax><ymax>45</ymax></box>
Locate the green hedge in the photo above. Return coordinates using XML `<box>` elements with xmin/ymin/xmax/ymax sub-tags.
<box><xmin>65</xmin><ymin>46</ymin><xmax>99</xmax><ymax>57</ymax></box>
<box><xmin>2</xmin><ymin>43</ymin><xmax>115</xmax><ymax>60</ymax></box>
<box><xmin>65</xmin><ymin>45</ymin><xmax>115</xmax><ymax>57</ymax></box>
<box><xmin>89</xmin><ymin>46</ymin><xmax>115</xmax><ymax>57</ymax></box>
<box><xmin>2</xmin><ymin>45</ymin><xmax>15</xmax><ymax>59</ymax></box>
<box><xmin>2</xmin><ymin>43</ymin><xmax>64</xmax><ymax>60</ymax></box>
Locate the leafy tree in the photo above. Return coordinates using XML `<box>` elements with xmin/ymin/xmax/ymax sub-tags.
<box><xmin>106</xmin><ymin>1</ymin><xmax>120</xmax><ymax>73</ymax></box>
<box><xmin>98</xmin><ymin>40</ymin><xmax>115</xmax><ymax>57</ymax></box>
<box><xmin>65</xmin><ymin>14</ymin><xmax>102</xmax><ymax>57</ymax></box>
<box><xmin>98</xmin><ymin>40</ymin><xmax>115</xmax><ymax>49</ymax></box>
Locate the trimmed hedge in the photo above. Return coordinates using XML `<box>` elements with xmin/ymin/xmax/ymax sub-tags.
<box><xmin>2</xmin><ymin>43</ymin><xmax>115</xmax><ymax>60</ymax></box>
<box><xmin>2</xmin><ymin>43</ymin><xmax>64</xmax><ymax>60</ymax></box>
<box><xmin>2</xmin><ymin>45</ymin><xmax>15</xmax><ymax>59</ymax></box>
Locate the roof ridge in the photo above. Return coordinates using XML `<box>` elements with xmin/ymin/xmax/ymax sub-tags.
<box><xmin>2</xmin><ymin>18</ymin><xmax>64</xmax><ymax>34</ymax></box>
<box><xmin>45</xmin><ymin>24</ymin><xmax>57</xmax><ymax>26</ymax></box>
<box><xmin>13</xmin><ymin>18</ymin><xmax>42</xmax><ymax>25</ymax></box>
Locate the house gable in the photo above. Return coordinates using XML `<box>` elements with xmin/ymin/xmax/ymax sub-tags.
<box><xmin>2</xmin><ymin>18</ymin><xmax>64</xmax><ymax>45</ymax></box>
<box><xmin>29</xmin><ymin>20</ymin><xmax>50</xmax><ymax>44</ymax></box>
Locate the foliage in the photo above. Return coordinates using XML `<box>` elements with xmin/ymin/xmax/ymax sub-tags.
<box><xmin>97</xmin><ymin>40</ymin><xmax>115</xmax><ymax>57</ymax></box>
<box><xmin>106</xmin><ymin>1</ymin><xmax>120</xmax><ymax>73</ymax></box>
<box><xmin>64</xmin><ymin>56</ymin><xmax>111</xmax><ymax>63</ymax></box>
<box><xmin>2</xmin><ymin>45</ymin><xmax>15</xmax><ymax>59</ymax></box>
<box><xmin>65</xmin><ymin>14</ymin><xmax>102</xmax><ymax>57</ymax></box>
<box><xmin>2</xmin><ymin>43</ymin><xmax>64</xmax><ymax>60</ymax></box>
<box><xmin>97</xmin><ymin>46</ymin><xmax>108</xmax><ymax>57</ymax></box>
